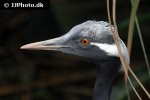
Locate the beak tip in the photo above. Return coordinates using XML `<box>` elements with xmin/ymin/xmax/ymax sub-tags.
<box><xmin>20</xmin><ymin>45</ymin><xmax>27</xmax><ymax>49</ymax></box>
<box><xmin>20</xmin><ymin>44</ymin><xmax>32</xmax><ymax>50</ymax></box>
<box><xmin>20</xmin><ymin>45</ymin><xmax>25</xmax><ymax>49</ymax></box>
<box><xmin>20</xmin><ymin>42</ymin><xmax>46</xmax><ymax>50</ymax></box>
<box><xmin>20</xmin><ymin>38</ymin><xmax>64</xmax><ymax>51</ymax></box>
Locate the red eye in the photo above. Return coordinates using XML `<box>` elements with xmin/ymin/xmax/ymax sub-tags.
<box><xmin>81</xmin><ymin>38</ymin><xmax>90</xmax><ymax>45</ymax></box>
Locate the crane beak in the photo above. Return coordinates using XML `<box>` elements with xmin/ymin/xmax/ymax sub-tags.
<box><xmin>20</xmin><ymin>37</ymin><xmax>67</xmax><ymax>51</ymax></box>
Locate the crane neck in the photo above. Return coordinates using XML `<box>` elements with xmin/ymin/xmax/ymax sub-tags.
<box><xmin>93</xmin><ymin>57</ymin><xmax>121</xmax><ymax>100</ymax></box>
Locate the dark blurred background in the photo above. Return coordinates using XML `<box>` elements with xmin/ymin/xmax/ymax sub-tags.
<box><xmin>0</xmin><ymin>0</ymin><xmax>150</xmax><ymax>100</ymax></box>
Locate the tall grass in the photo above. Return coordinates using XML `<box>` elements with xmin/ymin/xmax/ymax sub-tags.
<box><xmin>107</xmin><ymin>0</ymin><xmax>150</xmax><ymax>99</ymax></box>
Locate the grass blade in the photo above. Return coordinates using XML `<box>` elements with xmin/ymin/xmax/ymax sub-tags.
<box><xmin>127</xmin><ymin>0</ymin><xmax>140</xmax><ymax>55</ymax></box>
<box><xmin>130</xmin><ymin>0</ymin><xmax>150</xmax><ymax>78</ymax></box>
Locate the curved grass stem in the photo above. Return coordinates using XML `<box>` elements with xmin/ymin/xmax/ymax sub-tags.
<box><xmin>107</xmin><ymin>0</ymin><xmax>150</xmax><ymax>99</ymax></box>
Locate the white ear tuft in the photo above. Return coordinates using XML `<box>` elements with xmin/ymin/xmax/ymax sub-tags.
<box><xmin>91</xmin><ymin>41</ymin><xmax>130</xmax><ymax>65</ymax></box>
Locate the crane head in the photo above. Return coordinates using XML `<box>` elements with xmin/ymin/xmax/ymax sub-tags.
<box><xmin>21</xmin><ymin>21</ymin><xmax>129</xmax><ymax>64</ymax></box>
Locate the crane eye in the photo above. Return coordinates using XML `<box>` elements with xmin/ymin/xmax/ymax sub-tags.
<box><xmin>81</xmin><ymin>38</ymin><xmax>90</xmax><ymax>45</ymax></box>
